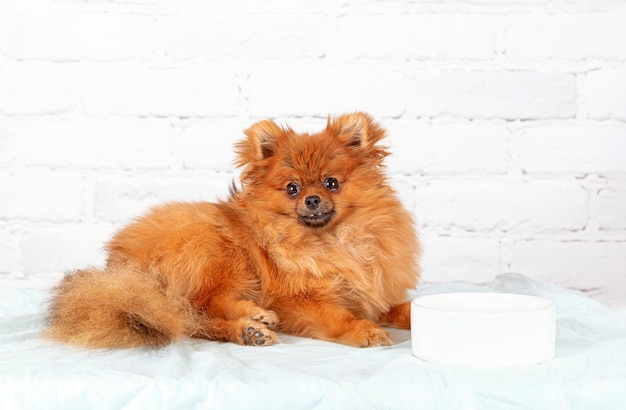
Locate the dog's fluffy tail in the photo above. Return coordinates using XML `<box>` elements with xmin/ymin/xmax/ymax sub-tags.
<box><xmin>44</xmin><ymin>266</ymin><xmax>199</xmax><ymax>349</ymax></box>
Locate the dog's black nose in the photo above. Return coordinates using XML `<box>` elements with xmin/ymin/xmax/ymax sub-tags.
<box><xmin>305</xmin><ymin>195</ymin><xmax>321</xmax><ymax>210</ymax></box>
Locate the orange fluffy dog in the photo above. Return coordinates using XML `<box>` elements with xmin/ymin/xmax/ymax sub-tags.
<box><xmin>45</xmin><ymin>112</ymin><xmax>420</xmax><ymax>349</ymax></box>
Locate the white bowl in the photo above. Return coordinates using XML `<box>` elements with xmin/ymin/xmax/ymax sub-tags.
<box><xmin>411</xmin><ymin>292</ymin><xmax>555</xmax><ymax>366</ymax></box>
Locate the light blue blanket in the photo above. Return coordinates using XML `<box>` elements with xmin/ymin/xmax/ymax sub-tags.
<box><xmin>1</xmin><ymin>274</ymin><xmax>625</xmax><ymax>409</ymax></box>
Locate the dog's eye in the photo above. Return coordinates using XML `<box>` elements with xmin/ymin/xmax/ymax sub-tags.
<box><xmin>324</xmin><ymin>177</ymin><xmax>340</xmax><ymax>191</ymax></box>
<box><xmin>286</xmin><ymin>182</ymin><xmax>301</xmax><ymax>197</ymax></box>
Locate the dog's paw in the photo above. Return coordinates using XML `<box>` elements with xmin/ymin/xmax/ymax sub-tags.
<box><xmin>250</xmin><ymin>308</ymin><xmax>279</xmax><ymax>329</ymax></box>
<box><xmin>240</xmin><ymin>321</ymin><xmax>279</xmax><ymax>346</ymax></box>
<box><xmin>338</xmin><ymin>320</ymin><xmax>392</xmax><ymax>348</ymax></box>
<box><xmin>359</xmin><ymin>327</ymin><xmax>392</xmax><ymax>347</ymax></box>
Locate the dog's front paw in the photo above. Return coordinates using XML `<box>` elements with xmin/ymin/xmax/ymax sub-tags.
<box><xmin>338</xmin><ymin>320</ymin><xmax>392</xmax><ymax>348</ymax></box>
<box><xmin>240</xmin><ymin>321</ymin><xmax>279</xmax><ymax>346</ymax></box>
<box><xmin>360</xmin><ymin>327</ymin><xmax>392</xmax><ymax>347</ymax></box>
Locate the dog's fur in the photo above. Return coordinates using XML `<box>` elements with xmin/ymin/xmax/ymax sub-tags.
<box><xmin>45</xmin><ymin>112</ymin><xmax>421</xmax><ymax>348</ymax></box>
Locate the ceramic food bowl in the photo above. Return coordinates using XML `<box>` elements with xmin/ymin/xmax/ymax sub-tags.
<box><xmin>411</xmin><ymin>292</ymin><xmax>556</xmax><ymax>366</ymax></box>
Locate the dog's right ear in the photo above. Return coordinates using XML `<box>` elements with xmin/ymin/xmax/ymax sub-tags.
<box><xmin>235</xmin><ymin>119</ymin><xmax>283</xmax><ymax>167</ymax></box>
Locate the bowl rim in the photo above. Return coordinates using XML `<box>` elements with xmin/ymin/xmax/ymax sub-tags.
<box><xmin>411</xmin><ymin>292</ymin><xmax>554</xmax><ymax>314</ymax></box>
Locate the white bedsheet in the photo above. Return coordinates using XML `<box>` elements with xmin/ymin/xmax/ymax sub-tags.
<box><xmin>1</xmin><ymin>274</ymin><xmax>625</xmax><ymax>409</ymax></box>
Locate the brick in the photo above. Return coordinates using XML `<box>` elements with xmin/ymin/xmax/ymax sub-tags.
<box><xmin>386</xmin><ymin>122</ymin><xmax>510</xmax><ymax>174</ymax></box>
<box><xmin>409</xmin><ymin>70</ymin><xmax>577</xmax><ymax>119</ymax></box>
<box><xmin>19</xmin><ymin>224</ymin><xmax>114</xmax><ymax>276</ymax></box>
<box><xmin>0</xmin><ymin>63</ymin><xmax>81</xmax><ymax>115</ymax></box>
<box><xmin>501</xmin><ymin>240</ymin><xmax>626</xmax><ymax>292</ymax></box>
<box><xmin>247</xmin><ymin>64</ymin><xmax>330</xmax><ymax>117</ymax></box>
<box><xmin>415</xmin><ymin>179</ymin><xmax>588</xmax><ymax>232</ymax></box>
<box><xmin>156</xmin><ymin>0</ymin><xmax>324</xmax><ymax>13</ymax></box>
<box><xmin>597</xmin><ymin>178</ymin><xmax>626</xmax><ymax>230</ymax></box>
<box><xmin>1</xmin><ymin>0</ymin><xmax>155</xmax><ymax>12</ymax></box>
<box><xmin>419</xmin><ymin>234</ymin><xmax>500</xmax><ymax>284</ymax></box>
<box><xmin>7</xmin><ymin>119</ymin><xmax>174</xmax><ymax>170</ymax></box>
<box><xmin>388</xmin><ymin>178</ymin><xmax>417</xmax><ymax>216</ymax></box>
<box><xmin>180</xmin><ymin>119</ymin><xmax>248</xmax><ymax>171</ymax></box>
<box><xmin>157</xmin><ymin>15</ymin><xmax>324</xmax><ymax>61</ymax></box>
<box><xmin>333</xmin><ymin>14</ymin><xmax>495</xmax><ymax>60</ymax></box>
<box><xmin>581</xmin><ymin>68</ymin><xmax>626</xmax><ymax>120</ymax></box>
<box><xmin>0</xmin><ymin>172</ymin><xmax>85</xmax><ymax>222</ymax></box>
<box><xmin>0</xmin><ymin>12</ymin><xmax>154</xmax><ymax>61</ymax></box>
<box><xmin>330</xmin><ymin>0</ymin><xmax>564</xmax><ymax>12</ymax></box>
<box><xmin>247</xmin><ymin>63</ymin><xmax>406</xmax><ymax>117</ymax></box>
<box><xmin>513</xmin><ymin>123</ymin><xmax>626</xmax><ymax>174</ymax></box>
<box><xmin>94</xmin><ymin>174</ymin><xmax>233</xmax><ymax>223</ymax></box>
<box><xmin>506</xmin><ymin>11</ymin><xmax>626</xmax><ymax>61</ymax></box>
<box><xmin>83</xmin><ymin>66</ymin><xmax>239</xmax><ymax>117</ymax></box>
<box><xmin>0</xmin><ymin>124</ymin><xmax>19</xmax><ymax>167</ymax></box>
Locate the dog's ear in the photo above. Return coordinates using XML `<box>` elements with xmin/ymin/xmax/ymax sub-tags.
<box><xmin>235</xmin><ymin>119</ymin><xmax>284</xmax><ymax>167</ymax></box>
<box><xmin>328</xmin><ymin>112</ymin><xmax>386</xmax><ymax>149</ymax></box>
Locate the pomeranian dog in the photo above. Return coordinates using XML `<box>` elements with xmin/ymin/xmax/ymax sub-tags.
<box><xmin>45</xmin><ymin>112</ymin><xmax>420</xmax><ymax>349</ymax></box>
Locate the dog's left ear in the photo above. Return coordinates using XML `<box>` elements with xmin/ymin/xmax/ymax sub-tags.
<box><xmin>328</xmin><ymin>112</ymin><xmax>386</xmax><ymax>149</ymax></box>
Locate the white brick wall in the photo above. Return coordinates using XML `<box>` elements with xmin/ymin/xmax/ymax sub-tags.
<box><xmin>416</xmin><ymin>179</ymin><xmax>589</xmax><ymax>232</ymax></box>
<box><xmin>1</xmin><ymin>0</ymin><xmax>625</xmax><ymax>307</ymax></box>
<box><xmin>410</xmin><ymin>70</ymin><xmax>577</xmax><ymax>119</ymax></box>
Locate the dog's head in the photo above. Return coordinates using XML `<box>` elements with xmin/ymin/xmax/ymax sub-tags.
<box><xmin>234</xmin><ymin>112</ymin><xmax>390</xmax><ymax>230</ymax></box>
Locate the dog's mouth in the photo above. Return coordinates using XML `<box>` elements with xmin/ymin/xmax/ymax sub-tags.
<box><xmin>297</xmin><ymin>211</ymin><xmax>336</xmax><ymax>228</ymax></box>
